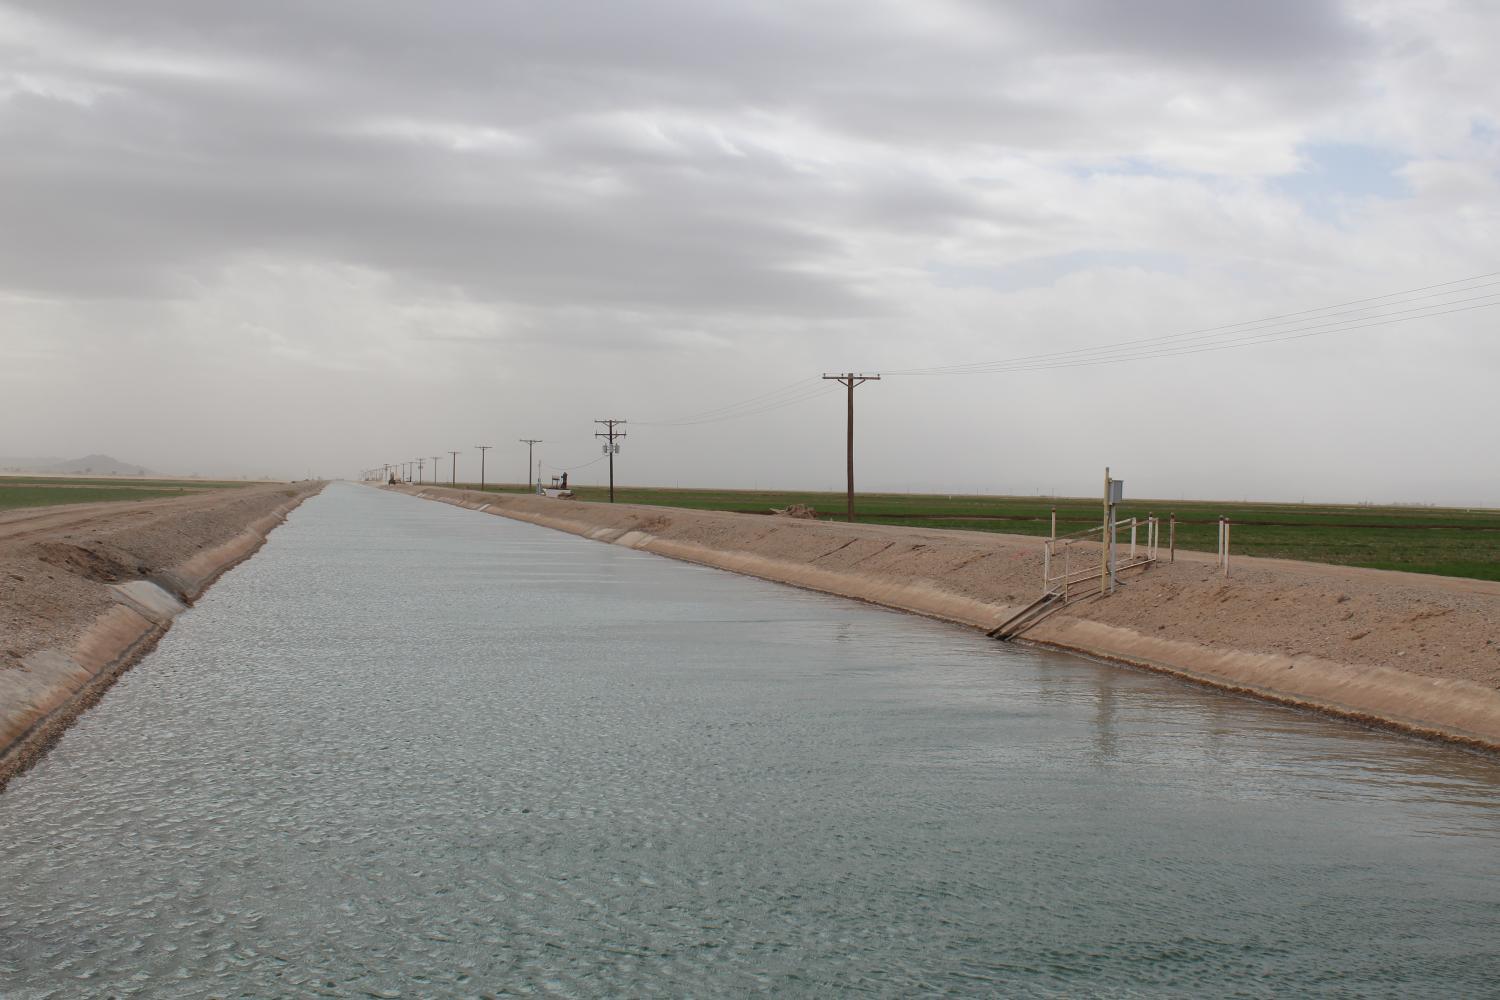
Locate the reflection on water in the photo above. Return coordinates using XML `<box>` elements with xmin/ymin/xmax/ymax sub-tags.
<box><xmin>1</xmin><ymin>483</ymin><xmax>1497</xmax><ymax>997</ymax></box>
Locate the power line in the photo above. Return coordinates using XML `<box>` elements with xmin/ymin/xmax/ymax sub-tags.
<box><xmin>655</xmin><ymin>385</ymin><xmax>843</xmax><ymax>426</ymax></box>
<box><xmin>895</xmin><ymin>281</ymin><xmax>1500</xmax><ymax>375</ymax></box>
<box><xmin>544</xmin><ymin>454</ymin><xmax>608</xmax><ymax>473</ymax></box>
<box><xmin>896</xmin><ymin>297</ymin><xmax>1500</xmax><ymax>378</ymax></box>
<box><xmin>635</xmin><ymin>377</ymin><xmax>828</xmax><ymax>426</ymax></box>
<box><xmin>887</xmin><ymin>271</ymin><xmax>1500</xmax><ymax>376</ymax></box>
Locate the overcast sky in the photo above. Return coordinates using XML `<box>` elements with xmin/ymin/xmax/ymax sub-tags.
<box><xmin>2</xmin><ymin>1</ymin><xmax>1496</xmax><ymax>503</ymax></box>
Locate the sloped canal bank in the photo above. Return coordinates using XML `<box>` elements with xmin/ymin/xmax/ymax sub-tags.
<box><xmin>2</xmin><ymin>482</ymin><xmax>1497</xmax><ymax>996</ymax></box>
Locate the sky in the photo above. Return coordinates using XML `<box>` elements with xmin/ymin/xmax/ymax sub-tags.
<box><xmin>1</xmin><ymin>0</ymin><xmax>1496</xmax><ymax>503</ymax></box>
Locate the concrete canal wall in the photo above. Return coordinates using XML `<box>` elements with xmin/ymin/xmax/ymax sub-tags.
<box><xmin>390</xmin><ymin>484</ymin><xmax>1500</xmax><ymax>751</ymax></box>
<box><xmin>0</xmin><ymin>482</ymin><xmax>324</xmax><ymax>787</ymax></box>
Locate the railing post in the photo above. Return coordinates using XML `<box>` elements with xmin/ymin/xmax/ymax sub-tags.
<box><xmin>1130</xmin><ymin>518</ymin><xmax>1137</xmax><ymax>559</ymax></box>
<box><xmin>1169</xmin><ymin>513</ymin><xmax>1176</xmax><ymax>562</ymax></box>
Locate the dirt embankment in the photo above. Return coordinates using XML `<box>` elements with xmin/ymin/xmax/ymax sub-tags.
<box><xmin>390</xmin><ymin>484</ymin><xmax>1500</xmax><ymax>750</ymax></box>
<box><xmin>0</xmin><ymin>482</ymin><xmax>324</xmax><ymax>786</ymax></box>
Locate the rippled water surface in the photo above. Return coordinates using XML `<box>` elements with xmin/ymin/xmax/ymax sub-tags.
<box><xmin>3</xmin><ymin>483</ymin><xmax>1499</xmax><ymax>997</ymax></box>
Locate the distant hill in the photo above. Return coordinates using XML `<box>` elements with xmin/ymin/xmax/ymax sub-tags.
<box><xmin>45</xmin><ymin>454</ymin><xmax>158</xmax><ymax>476</ymax></box>
<box><xmin>0</xmin><ymin>454</ymin><xmax>159</xmax><ymax>476</ymax></box>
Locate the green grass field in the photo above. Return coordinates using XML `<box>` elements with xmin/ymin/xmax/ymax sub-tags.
<box><xmin>0</xmin><ymin>476</ymin><xmax>259</xmax><ymax>512</ymax></box>
<box><xmin>443</xmin><ymin>481</ymin><xmax>1500</xmax><ymax>582</ymax></box>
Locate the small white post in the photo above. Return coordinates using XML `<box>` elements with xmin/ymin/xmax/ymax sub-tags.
<box><xmin>1051</xmin><ymin>506</ymin><xmax>1057</xmax><ymax>540</ymax></box>
<box><xmin>1224</xmin><ymin>520</ymin><xmax>1231</xmax><ymax>578</ymax></box>
<box><xmin>1043</xmin><ymin>540</ymin><xmax>1051</xmax><ymax>590</ymax></box>
<box><xmin>1130</xmin><ymin>518</ymin><xmax>1137</xmax><ymax>559</ymax></box>
<box><xmin>1064</xmin><ymin>543</ymin><xmax>1070</xmax><ymax>602</ymax></box>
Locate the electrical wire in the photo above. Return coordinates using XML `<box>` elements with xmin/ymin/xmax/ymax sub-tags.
<box><xmin>641</xmin><ymin>384</ymin><xmax>843</xmax><ymax>427</ymax></box>
<box><xmin>549</xmin><ymin>271</ymin><xmax>1495</xmax><ymax>446</ymax></box>
<box><xmin>942</xmin><ymin>298</ymin><xmax>1499</xmax><ymax>376</ymax></box>
<box><xmin>887</xmin><ymin>271</ymin><xmax>1500</xmax><ymax>377</ymax></box>
<box><xmin>635</xmin><ymin>377</ymin><xmax>828</xmax><ymax>426</ymax></box>
<box><xmin>544</xmin><ymin>454</ymin><xmax>609</xmax><ymax>473</ymax></box>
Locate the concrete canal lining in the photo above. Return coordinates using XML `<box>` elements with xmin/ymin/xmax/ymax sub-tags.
<box><xmin>0</xmin><ymin>482</ymin><xmax>324</xmax><ymax>787</ymax></box>
<box><xmin>385</xmin><ymin>484</ymin><xmax>1500</xmax><ymax>752</ymax></box>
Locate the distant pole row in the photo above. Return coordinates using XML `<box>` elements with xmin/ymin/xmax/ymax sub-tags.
<box><xmin>375</xmin><ymin>441</ymin><xmax>537</xmax><ymax>490</ymax></box>
<box><xmin>369</xmin><ymin>367</ymin><xmax>885</xmax><ymax>517</ymax></box>
<box><xmin>371</xmin><ymin>368</ymin><xmax>884</xmax><ymax>513</ymax></box>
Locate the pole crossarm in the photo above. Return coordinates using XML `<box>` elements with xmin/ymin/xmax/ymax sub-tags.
<box><xmin>820</xmin><ymin>373</ymin><xmax>881</xmax><ymax>388</ymax></box>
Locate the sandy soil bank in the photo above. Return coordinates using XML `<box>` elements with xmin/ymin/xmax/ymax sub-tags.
<box><xmin>0</xmin><ymin>482</ymin><xmax>324</xmax><ymax>786</ymax></box>
<box><xmin>390</xmin><ymin>484</ymin><xmax>1500</xmax><ymax>750</ymax></box>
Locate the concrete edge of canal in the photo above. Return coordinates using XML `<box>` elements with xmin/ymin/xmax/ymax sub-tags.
<box><xmin>0</xmin><ymin>483</ymin><xmax>325</xmax><ymax>790</ymax></box>
<box><xmin>386</xmin><ymin>483</ymin><xmax>1500</xmax><ymax>754</ymax></box>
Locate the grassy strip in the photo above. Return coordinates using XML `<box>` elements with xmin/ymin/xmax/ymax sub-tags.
<box><xmin>0</xmin><ymin>485</ymin><xmax>207</xmax><ymax>511</ymax></box>
<box><xmin>437</xmin><ymin>482</ymin><xmax>1500</xmax><ymax>582</ymax></box>
<box><xmin>0</xmin><ymin>476</ymin><xmax>258</xmax><ymax>489</ymax></box>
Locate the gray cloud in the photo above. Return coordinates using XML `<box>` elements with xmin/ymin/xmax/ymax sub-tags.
<box><xmin>1</xmin><ymin>1</ymin><xmax>1495</xmax><ymax>501</ymax></box>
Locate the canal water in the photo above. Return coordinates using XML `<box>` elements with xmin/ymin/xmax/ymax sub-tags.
<box><xmin>2</xmin><ymin>484</ymin><xmax>1498</xmax><ymax>997</ymax></box>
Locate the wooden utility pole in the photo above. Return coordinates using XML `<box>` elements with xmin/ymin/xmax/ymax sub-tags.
<box><xmin>594</xmin><ymin>420</ymin><xmax>627</xmax><ymax>502</ymax></box>
<box><xmin>821</xmin><ymin>373</ymin><xmax>880</xmax><ymax>522</ymax></box>
<box><xmin>518</xmin><ymin>439</ymin><xmax>542</xmax><ymax>492</ymax></box>
<box><xmin>448</xmin><ymin>451</ymin><xmax>459</xmax><ymax>485</ymax></box>
<box><xmin>476</xmin><ymin>446</ymin><xmax>492</xmax><ymax>492</ymax></box>
<box><xmin>430</xmin><ymin>456</ymin><xmax>441</xmax><ymax>485</ymax></box>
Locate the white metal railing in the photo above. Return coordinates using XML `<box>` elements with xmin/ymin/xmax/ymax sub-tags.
<box><xmin>1041</xmin><ymin>516</ymin><xmax>1160</xmax><ymax>602</ymax></box>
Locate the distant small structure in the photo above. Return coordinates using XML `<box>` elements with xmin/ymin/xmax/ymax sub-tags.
<box><xmin>770</xmin><ymin>503</ymin><xmax>819</xmax><ymax>519</ymax></box>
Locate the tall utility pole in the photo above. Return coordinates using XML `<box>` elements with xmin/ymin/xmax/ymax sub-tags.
<box><xmin>431</xmin><ymin>456</ymin><xmax>441</xmax><ymax>485</ymax></box>
<box><xmin>448</xmin><ymin>451</ymin><xmax>460</xmax><ymax>485</ymax></box>
<box><xmin>476</xmin><ymin>445</ymin><xmax>492</xmax><ymax>492</ymax></box>
<box><xmin>820</xmin><ymin>373</ymin><xmax>880</xmax><ymax>522</ymax></box>
<box><xmin>416</xmin><ymin>457</ymin><xmax>425</xmax><ymax>483</ymax></box>
<box><xmin>594</xmin><ymin>420</ymin><xmax>627</xmax><ymax>502</ymax></box>
<box><xmin>518</xmin><ymin>439</ymin><xmax>543</xmax><ymax>492</ymax></box>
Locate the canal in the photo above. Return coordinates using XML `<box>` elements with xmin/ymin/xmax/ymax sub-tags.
<box><xmin>2</xmin><ymin>483</ymin><xmax>1498</xmax><ymax>996</ymax></box>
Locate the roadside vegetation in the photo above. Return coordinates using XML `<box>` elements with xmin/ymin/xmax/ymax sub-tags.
<box><xmin>445</xmin><ymin>482</ymin><xmax>1500</xmax><ymax>582</ymax></box>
